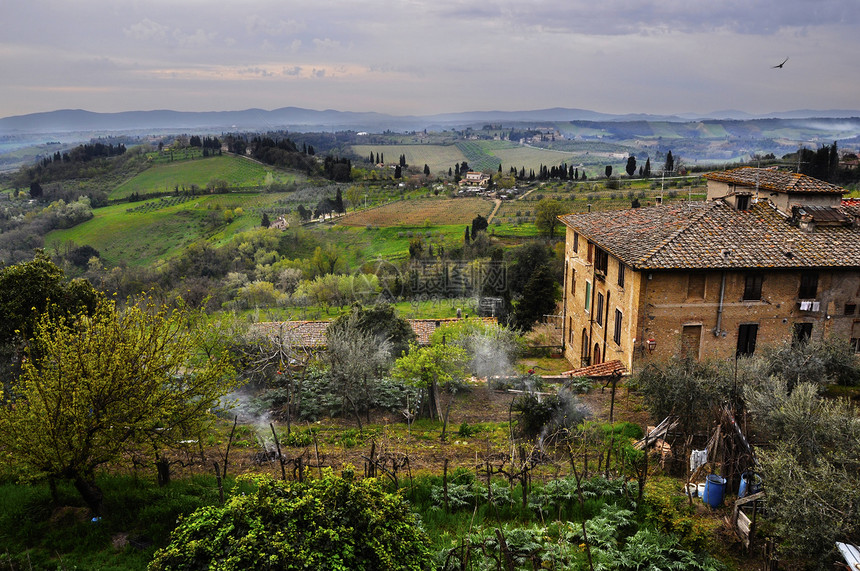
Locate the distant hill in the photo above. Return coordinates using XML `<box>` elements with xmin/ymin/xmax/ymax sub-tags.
<box><xmin>3</xmin><ymin>106</ymin><xmax>860</xmax><ymax>135</ymax></box>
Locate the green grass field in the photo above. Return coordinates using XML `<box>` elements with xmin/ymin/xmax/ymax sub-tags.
<box><xmin>111</xmin><ymin>155</ymin><xmax>300</xmax><ymax>199</ymax></box>
<box><xmin>45</xmin><ymin>193</ymin><xmax>290</xmax><ymax>267</ymax></box>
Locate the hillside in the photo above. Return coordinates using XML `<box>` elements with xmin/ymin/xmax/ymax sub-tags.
<box><xmin>111</xmin><ymin>152</ymin><xmax>302</xmax><ymax>199</ymax></box>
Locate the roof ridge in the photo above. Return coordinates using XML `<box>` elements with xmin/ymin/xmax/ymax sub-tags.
<box><xmin>637</xmin><ymin>201</ymin><xmax>718</xmax><ymax>266</ymax></box>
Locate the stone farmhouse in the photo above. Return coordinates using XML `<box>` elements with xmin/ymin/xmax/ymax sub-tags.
<box><xmin>559</xmin><ymin>167</ymin><xmax>860</xmax><ymax>373</ymax></box>
<box><xmin>459</xmin><ymin>171</ymin><xmax>491</xmax><ymax>188</ymax></box>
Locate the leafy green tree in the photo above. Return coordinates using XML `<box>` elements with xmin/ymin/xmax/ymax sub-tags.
<box><xmin>29</xmin><ymin>181</ymin><xmax>43</xmax><ymax>199</ymax></box>
<box><xmin>534</xmin><ymin>197</ymin><xmax>567</xmax><ymax>238</ymax></box>
<box><xmin>0</xmin><ymin>297</ymin><xmax>236</xmax><ymax>516</ymax></box>
<box><xmin>346</xmin><ymin>185</ymin><xmax>362</xmax><ymax>211</ymax></box>
<box><xmin>0</xmin><ymin>253</ymin><xmax>101</xmax><ymax>395</ymax></box>
<box><xmin>430</xmin><ymin>317</ymin><xmax>521</xmax><ymax>378</ymax></box>
<box><xmin>625</xmin><ymin>156</ymin><xmax>637</xmax><ymax>177</ymax></box>
<box><xmin>471</xmin><ymin>214</ymin><xmax>488</xmax><ymax>236</ymax></box>
<box><xmin>510</xmin><ymin>264</ymin><xmax>560</xmax><ymax>331</ymax></box>
<box><xmin>0</xmin><ymin>252</ymin><xmax>99</xmax><ymax>347</ymax></box>
<box><xmin>309</xmin><ymin>244</ymin><xmax>344</xmax><ymax>277</ymax></box>
<box><xmin>504</xmin><ymin>242</ymin><xmax>561</xmax><ymax>304</ymax></box>
<box><xmin>148</xmin><ymin>471</ymin><xmax>433</xmax><ymax>571</ymax></box>
<box><xmin>329</xmin><ymin>303</ymin><xmax>415</xmax><ymax>360</ymax></box>
<box><xmin>392</xmin><ymin>342</ymin><xmax>468</xmax><ymax>422</ymax></box>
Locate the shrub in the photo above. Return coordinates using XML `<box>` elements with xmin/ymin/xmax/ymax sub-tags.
<box><xmin>511</xmin><ymin>390</ymin><xmax>588</xmax><ymax>441</ymax></box>
<box><xmin>149</xmin><ymin>471</ymin><xmax>433</xmax><ymax>571</ymax></box>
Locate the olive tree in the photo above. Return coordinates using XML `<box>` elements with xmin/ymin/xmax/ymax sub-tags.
<box><xmin>744</xmin><ymin>380</ymin><xmax>860</xmax><ymax>561</ymax></box>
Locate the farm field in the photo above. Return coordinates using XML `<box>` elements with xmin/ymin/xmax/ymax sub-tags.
<box><xmin>350</xmin><ymin>144</ymin><xmax>467</xmax><ymax>176</ymax></box>
<box><xmin>111</xmin><ymin>154</ymin><xmax>301</xmax><ymax>199</ymax></box>
<box><xmin>351</xmin><ymin>141</ymin><xmax>623</xmax><ymax>176</ymax></box>
<box><xmin>338</xmin><ymin>196</ymin><xmax>494</xmax><ymax>227</ymax></box>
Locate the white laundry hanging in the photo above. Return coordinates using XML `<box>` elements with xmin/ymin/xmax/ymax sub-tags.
<box><xmin>690</xmin><ymin>449</ymin><xmax>708</xmax><ymax>473</ymax></box>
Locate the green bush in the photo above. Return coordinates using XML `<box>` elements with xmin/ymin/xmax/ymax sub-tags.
<box><xmin>149</xmin><ymin>470</ymin><xmax>432</xmax><ymax>571</ymax></box>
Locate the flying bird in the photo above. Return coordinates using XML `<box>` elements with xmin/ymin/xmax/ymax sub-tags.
<box><xmin>772</xmin><ymin>57</ymin><xmax>789</xmax><ymax>69</ymax></box>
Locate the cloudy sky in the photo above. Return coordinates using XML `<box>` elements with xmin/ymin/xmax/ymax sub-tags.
<box><xmin>2</xmin><ymin>0</ymin><xmax>859</xmax><ymax>118</ymax></box>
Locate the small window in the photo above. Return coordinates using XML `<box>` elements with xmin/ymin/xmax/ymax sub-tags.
<box><xmin>736</xmin><ymin>194</ymin><xmax>751</xmax><ymax>211</ymax></box>
<box><xmin>799</xmin><ymin>272</ymin><xmax>818</xmax><ymax>299</ymax></box>
<box><xmin>585</xmin><ymin>281</ymin><xmax>591</xmax><ymax>312</ymax></box>
<box><xmin>613</xmin><ymin>309</ymin><xmax>623</xmax><ymax>345</ymax></box>
<box><xmin>617</xmin><ymin>262</ymin><xmax>626</xmax><ymax>288</ymax></box>
<box><xmin>587</xmin><ymin>243</ymin><xmax>594</xmax><ymax>264</ymax></box>
<box><xmin>572</xmin><ymin>232</ymin><xmax>579</xmax><ymax>253</ymax></box>
<box><xmin>569</xmin><ymin>268</ymin><xmax>576</xmax><ymax>295</ymax></box>
<box><xmin>737</xmin><ymin>323</ymin><xmax>758</xmax><ymax>356</ymax></box>
<box><xmin>687</xmin><ymin>273</ymin><xmax>706</xmax><ymax>300</ymax></box>
<box><xmin>743</xmin><ymin>274</ymin><xmax>763</xmax><ymax>301</ymax></box>
<box><xmin>581</xmin><ymin>329</ymin><xmax>589</xmax><ymax>362</ymax></box>
<box><xmin>594</xmin><ymin>247</ymin><xmax>609</xmax><ymax>275</ymax></box>
<box><xmin>596</xmin><ymin>293</ymin><xmax>605</xmax><ymax>325</ymax></box>
<box><xmin>844</xmin><ymin>303</ymin><xmax>857</xmax><ymax>316</ymax></box>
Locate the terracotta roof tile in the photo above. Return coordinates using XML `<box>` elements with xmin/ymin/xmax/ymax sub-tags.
<box><xmin>563</xmin><ymin>360</ymin><xmax>627</xmax><ymax>378</ymax></box>
<box><xmin>560</xmin><ymin>200</ymin><xmax>860</xmax><ymax>270</ymax></box>
<box><xmin>251</xmin><ymin>317</ymin><xmax>497</xmax><ymax>349</ymax></box>
<box><xmin>704</xmin><ymin>167</ymin><xmax>845</xmax><ymax>194</ymax></box>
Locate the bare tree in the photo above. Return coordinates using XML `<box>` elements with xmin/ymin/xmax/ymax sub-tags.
<box><xmin>242</xmin><ymin>321</ymin><xmax>312</xmax><ymax>435</ymax></box>
<box><xmin>324</xmin><ymin>312</ymin><xmax>392</xmax><ymax>430</ymax></box>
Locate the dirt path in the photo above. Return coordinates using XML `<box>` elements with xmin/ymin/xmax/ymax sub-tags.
<box><xmin>486</xmin><ymin>199</ymin><xmax>502</xmax><ymax>223</ymax></box>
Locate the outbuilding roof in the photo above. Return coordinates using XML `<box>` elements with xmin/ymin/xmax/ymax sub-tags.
<box><xmin>251</xmin><ymin>317</ymin><xmax>497</xmax><ymax>349</ymax></box>
<box><xmin>704</xmin><ymin>167</ymin><xmax>845</xmax><ymax>195</ymax></box>
<box><xmin>560</xmin><ymin>199</ymin><xmax>860</xmax><ymax>271</ymax></box>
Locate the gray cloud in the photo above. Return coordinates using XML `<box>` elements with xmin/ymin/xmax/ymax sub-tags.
<box><xmin>1</xmin><ymin>0</ymin><xmax>859</xmax><ymax>117</ymax></box>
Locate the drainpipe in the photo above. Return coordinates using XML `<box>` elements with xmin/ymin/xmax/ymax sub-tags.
<box><xmin>714</xmin><ymin>271</ymin><xmax>726</xmax><ymax>336</ymax></box>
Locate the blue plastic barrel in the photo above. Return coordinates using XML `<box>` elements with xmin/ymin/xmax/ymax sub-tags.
<box><xmin>702</xmin><ymin>474</ymin><xmax>726</xmax><ymax>508</ymax></box>
<box><xmin>739</xmin><ymin>472</ymin><xmax>762</xmax><ymax>498</ymax></box>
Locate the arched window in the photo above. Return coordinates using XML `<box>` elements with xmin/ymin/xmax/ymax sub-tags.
<box><xmin>593</xmin><ymin>343</ymin><xmax>601</xmax><ymax>365</ymax></box>
<box><xmin>581</xmin><ymin>329</ymin><xmax>589</xmax><ymax>364</ymax></box>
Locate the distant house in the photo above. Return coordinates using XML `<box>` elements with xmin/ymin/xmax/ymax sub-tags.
<box><xmin>459</xmin><ymin>171</ymin><xmax>491</xmax><ymax>188</ymax></box>
<box><xmin>270</xmin><ymin>215</ymin><xmax>289</xmax><ymax>230</ymax></box>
